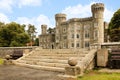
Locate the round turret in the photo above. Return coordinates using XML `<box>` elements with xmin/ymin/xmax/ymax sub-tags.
<box><xmin>91</xmin><ymin>3</ymin><xmax>104</xmax><ymax>19</ymax></box>
<box><xmin>41</xmin><ymin>24</ymin><xmax>47</xmax><ymax>34</ymax></box>
<box><xmin>91</xmin><ymin>3</ymin><xmax>105</xmax><ymax>44</ymax></box>
<box><xmin>55</xmin><ymin>13</ymin><xmax>66</xmax><ymax>26</ymax></box>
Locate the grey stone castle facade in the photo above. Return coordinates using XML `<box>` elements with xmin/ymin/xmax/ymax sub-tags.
<box><xmin>39</xmin><ymin>3</ymin><xmax>108</xmax><ymax>49</ymax></box>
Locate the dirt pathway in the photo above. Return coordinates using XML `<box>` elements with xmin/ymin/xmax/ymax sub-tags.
<box><xmin>0</xmin><ymin>65</ymin><xmax>63</xmax><ymax>80</ymax></box>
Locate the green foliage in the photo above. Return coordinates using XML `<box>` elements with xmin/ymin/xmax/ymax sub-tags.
<box><xmin>78</xmin><ymin>72</ymin><xmax>120</xmax><ymax>80</ymax></box>
<box><xmin>27</xmin><ymin>24</ymin><xmax>37</xmax><ymax>46</ymax></box>
<box><xmin>0</xmin><ymin>22</ymin><xmax>30</xmax><ymax>47</ymax></box>
<box><xmin>34</xmin><ymin>38</ymin><xmax>39</xmax><ymax>46</ymax></box>
<box><xmin>108</xmin><ymin>9</ymin><xmax>120</xmax><ymax>42</ymax></box>
<box><xmin>109</xmin><ymin>28</ymin><xmax>120</xmax><ymax>42</ymax></box>
<box><xmin>109</xmin><ymin>9</ymin><xmax>120</xmax><ymax>30</ymax></box>
<box><xmin>47</xmin><ymin>28</ymin><xmax>55</xmax><ymax>34</ymax></box>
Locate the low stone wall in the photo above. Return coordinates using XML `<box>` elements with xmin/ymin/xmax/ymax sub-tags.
<box><xmin>79</xmin><ymin>49</ymin><xmax>97</xmax><ymax>73</ymax></box>
<box><xmin>90</xmin><ymin>42</ymin><xmax>120</xmax><ymax>49</ymax></box>
<box><xmin>0</xmin><ymin>47</ymin><xmax>37</xmax><ymax>58</ymax></box>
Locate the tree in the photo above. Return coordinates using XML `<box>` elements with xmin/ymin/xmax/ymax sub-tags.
<box><xmin>33</xmin><ymin>38</ymin><xmax>39</xmax><ymax>46</ymax></box>
<box><xmin>47</xmin><ymin>28</ymin><xmax>55</xmax><ymax>34</ymax></box>
<box><xmin>27</xmin><ymin>24</ymin><xmax>37</xmax><ymax>46</ymax></box>
<box><xmin>0</xmin><ymin>22</ymin><xmax>30</xmax><ymax>47</ymax></box>
<box><xmin>108</xmin><ymin>9</ymin><xmax>120</xmax><ymax>42</ymax></box>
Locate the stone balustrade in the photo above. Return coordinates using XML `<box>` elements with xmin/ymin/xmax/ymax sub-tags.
<box><xmin>0</xmin><ymin>47</ymin><xmax>37</xmax><ymax>58</ymax></box>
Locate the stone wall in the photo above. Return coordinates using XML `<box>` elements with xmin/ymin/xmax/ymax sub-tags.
<box><xmin>90</xmin><ymin>42</ymin><xmax>120</xmax><ymax>49</ymax></box>
<box><xmin>0</xmin><ymin>47</ymin><xmax>36</xmax><ymax>58</ymax></box>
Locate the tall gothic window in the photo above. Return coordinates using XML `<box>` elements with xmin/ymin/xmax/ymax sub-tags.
<box><xmin>85</xmin><ymin>30</ymin><xmax>89</xmax><ymax>38</ymax></box>
<box><xmin>76</xmin><ymin>43</ymin><xmax>80</xmax><ymax>47</ymax></box>
<box><xmin>76</xmin><ymin>34</ymin><xmax>79</xmax><ymax>38</ymax></box>
<box><xmin>94</xmin><ymin>30</ymin><xmax>98</xmax><ymax>40</ymax></box>
<box><xmin>71</xmin><ymin>43</ymin><xmax>74</xmax><ymax>47</ymax></box>
<box><xmin>85</xmin><ymin>41</ymin><xmax>89</xmax><ymax>48</ymax></box>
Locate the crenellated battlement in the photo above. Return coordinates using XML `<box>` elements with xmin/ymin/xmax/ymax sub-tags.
<box><xmin>91</xmin><ymin>3</ymin><xmax>104</xmax><ymax>12</ymax></box>
<box><xmin>41</xmin><ymin>24</ymin><xmax>47</xmax><ymax>28</ymax></box>
<box><xmin>55</xmin><ymin>13</ymin><xmax>66</xmax><ymax>18</ymax></box>
<box><xmin>68</xmin><ymin>17</ymin><xmax>93</xmax><ymax>23</ymax></box>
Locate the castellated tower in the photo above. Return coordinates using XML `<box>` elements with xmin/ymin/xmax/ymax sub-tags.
<box><xmin>41</xmin><ymin>24</ymin><xmax>47</xmax><ymax>35</ymax></box>
<box><xmin>55</xmin><ymin>13</ymin><xmax>66</xmax><ymax>26</ymax></box>
<box><xmin>55</xmin><ymin>13</ymin><xmax>66</xmax><ymax>47</ymax></box>
<box><xmin>91</xmin><ymin>3</ymin><xmax>104</xmax><ymax>44</ymax></box>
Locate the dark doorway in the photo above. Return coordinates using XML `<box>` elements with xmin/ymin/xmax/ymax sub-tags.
<box><xmin>52</xmin><ymin>45</ymin><xmax>54</xmax><ymax>49</ymax></box>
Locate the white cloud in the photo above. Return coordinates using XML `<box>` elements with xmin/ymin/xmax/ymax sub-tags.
<box><xmin>16</xmin><ymin>14</ymin><xmax>52</xmax><ymax>35</ymax></box>
<box><xmin>18</xmin><ymin>0</ymin><xmax>42</xmax><ymax>8</ymax></box>
<box><xmin>0</xmin><ymin>0</ymin><xmax>43</xmax><ymax>12</ymax></box>
<box><xmin>0</xmin><ymin>0</ymin><xmax>14</xmax><ymax>13</ymax></box>
<box><xmin>62</xmin><ymin>2</ymin><xmax>114</xmax><ymax>22</ymax></box>
<box><xmin>62</xmin><ymin>3</ymin><xmax>93</xmax><ymax>19</ymax></box>
<box><xmin>104</xmin><ymin>8</ymin><xmax>114</xmax><ymax>22</ymax></box>
<box><xmin>0</xmin><ymin>13</ymin><xmax>10</xmax><ymax>23</ymax></box>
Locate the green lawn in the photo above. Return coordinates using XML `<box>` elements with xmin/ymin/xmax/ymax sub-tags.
<box><xmin>0</xmin><ymin>58</ymin><xmax>4</xmax><ymax>65</ymax></box>
<box><xmin>78</xmin><ymin>71</ymin><xmax>120</xmax><ymax>80</ymax></box>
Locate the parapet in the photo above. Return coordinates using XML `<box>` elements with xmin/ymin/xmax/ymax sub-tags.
<box><xmin>41</xmin><ymin>24</ymin><xmax>47</xmax><ymax>28</ymax></box>
<box><xmin>68</xmin><ymin>17</ymin><xmax>93</xmax><ymax>23</ymax></box>
<box><xmin>91</xmin><ymin>3</ymin><xmax>104</xmax><ymax>12</ymax></box>
<box><xmin>55</xmin><ymin>13</ymin><xmax>66</xmax><ymax>18</ymax></box>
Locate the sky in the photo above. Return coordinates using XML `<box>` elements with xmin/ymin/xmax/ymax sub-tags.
<box><xmin>0</xmin><ymin>0</ymin><xmax>119</xmax><ymax>35</ymax></box>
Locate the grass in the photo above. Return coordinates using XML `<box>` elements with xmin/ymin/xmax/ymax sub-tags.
<box><xmin>78</xmin><ymin>71</ymin><xmax>120</xmax><ymax>80</ymax></box>
<box><xmin>0</xmin><ymin>58</ymin><xmax>4</xmax><ymax>65</ymax></box>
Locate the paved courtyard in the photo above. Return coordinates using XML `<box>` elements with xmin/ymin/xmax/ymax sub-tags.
<box><xmin>0</xmin><ymin>65</ymin><xmax>63</xmax><ymax>80</ymax></box>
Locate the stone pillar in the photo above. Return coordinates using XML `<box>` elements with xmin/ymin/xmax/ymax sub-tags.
<box><xmin>58</xmin><ymin>58</ymin><xmax>80</xmax><ymax>80</ymax></box>
<box><xmin>97</xmin><ymin>49</ymin><xmax>108</xmax><ymax>67</ymax></box>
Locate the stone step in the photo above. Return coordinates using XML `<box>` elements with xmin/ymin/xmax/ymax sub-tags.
<box><xmin>14</xmin><ymin>48</ymin><xmax>91</xmax><ymax>72</ymax></box>
<box><xmin>21</xmin><ymin>58</ymin><xmax>82</xmax><ymax>64</ymax></box>
<box><xmin>25</xmin><ymin>56</ymin><xmax>83</xmax><ymax>60</ymax></box>
<box><xmin>28</xmin><ymin>53</ymin><xmax>86</xmax><ymax>57</ymax></box>
<box><xmin>17</xmin><ymin>60</ymin><xmax>69</xmax><ymax>68</ymax></box>
<box><xmin>34</xmin><ymin>51</ymin><xmax>88</xmax><ymax>54</ymax></box>
<box><xmin>37</xmin><ymin>62</ymin><xmax>69</xmax><ymax>68</ymax></box>
<box><xmin>13</xmin><ymin>62</ymin><xmax>65</xmax><ymax>72</ymax></box>
<box><xmin>31</xmin><ymin>50</ymin><xmax>88</xmax><ymax>54</ymax></box>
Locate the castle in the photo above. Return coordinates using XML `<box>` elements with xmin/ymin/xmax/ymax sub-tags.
<box><xmin>39</xmin><ymin>3</ymin><xmax>108</xmax><ymax>49</ymax></box>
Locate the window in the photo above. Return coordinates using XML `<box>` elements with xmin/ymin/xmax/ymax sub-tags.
<box><xmin>63</xmin><ymin>28</ymin><xmax>66</xmax><ymax>33</ymax></box>
<box><xmin>76</xmin><ymin>34</ymin><xmax>79</xmax><ymax>38</ymax></box>
<box><xmin>63</xmin><ymin>36</ymin><xmax>67</xmax><ymax>39</ymax></box>
<box><xmin>71</xmin><ymin>43</ymin><xmax>74</xmax><ymax>47</ymax></box>
<box><xmin>76</xmin><ymin>43</ymin><xmax>80</xmax><ymax>47</ymax></box>
<box><xmin>85</xmin><ymin>42</ymin><xmax>89</xmax><ymax>48</ymax></box>
<box><xmin>85</xmin><ymin>31</ymin><xmax>89</xmax><ymax>38</ymax></box>
<box><xmin>94</xmin><ymin>30</ymin><xmax>98</xmax><ymax>40</ymax></box>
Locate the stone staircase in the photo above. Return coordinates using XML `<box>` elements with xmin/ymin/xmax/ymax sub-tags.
<box><xmin>13</xmin><ymin>47</ymin><xmax>97</xmax><ymax>73</ymax></box>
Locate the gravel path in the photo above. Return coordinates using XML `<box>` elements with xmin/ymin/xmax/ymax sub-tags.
<box><xmin>0</xmin><ymin>65</ymin><xmax>63</xmax><ymax>80</ymax></box>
